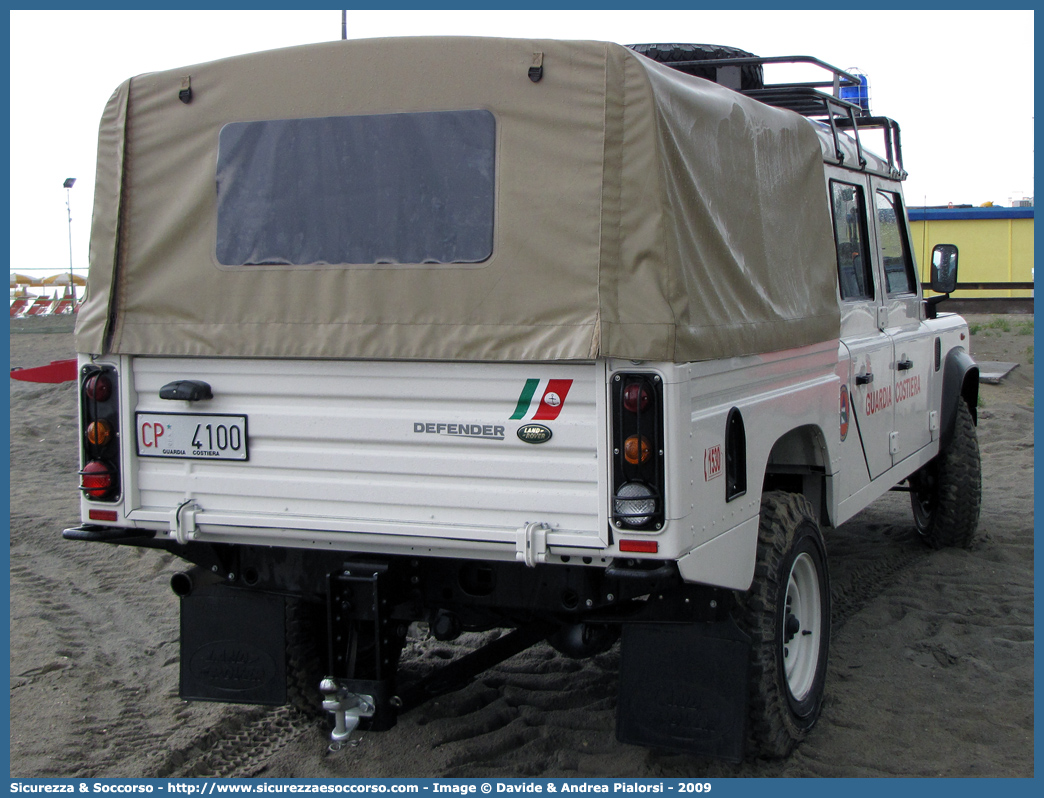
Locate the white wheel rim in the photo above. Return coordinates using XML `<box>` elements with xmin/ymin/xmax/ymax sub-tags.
<box><xmin>783</xmin><ymin>551</ymin><xmax>822</xmax><ymax>702</ymax></box>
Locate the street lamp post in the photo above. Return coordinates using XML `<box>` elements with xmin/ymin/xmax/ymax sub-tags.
<box><xmin>64</xmin><ymin>177</ymin><xmax>76</xmax><ymax>303</ymax></box>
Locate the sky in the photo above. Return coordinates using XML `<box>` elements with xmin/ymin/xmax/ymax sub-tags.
<box><xmin>7</xmin><ymin>8</ymin><xmax>1035</xmax><ymax>279</ymax></box>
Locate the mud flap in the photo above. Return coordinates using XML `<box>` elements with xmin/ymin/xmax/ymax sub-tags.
<box><xmin>616</xmin><ymin>619</ymin><xmax>750</xmax><ymax>761</ymax></box>
<box><xmin>180</xmin><ymin>589</ymin><xmax>287</xmax><ymax>705</ymax></box>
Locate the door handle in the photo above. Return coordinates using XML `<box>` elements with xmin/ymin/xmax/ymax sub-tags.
<box><xmin>898</xmin><ymin>358</ymin><xmax>914</xmax><ymax>371</ymax></box>
<box><xmin>160</xmin><ymin>379</ymin><xmax>213</xmax><ymax>401</ymax></box>
<box><xmin>856</xmin><ymin>372</ymin><xmax>874</xmax><ymax>386</ymax></box>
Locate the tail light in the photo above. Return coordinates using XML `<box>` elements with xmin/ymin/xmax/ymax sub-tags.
<box><xmin>611</xmin><ymin>373</ymin><xmax>665</xmax><ymax>531</ymax></box>
<box><xmin>80</xmin><ymin>460</ymin><xmax>116</xmax><ymax>499</ymax></box>
<box><xmin>80</xmin><ymin>365</ymin><xmax>121</xmax><ymax>503</ymax></box>
<box><xmin>623</xmin><ymin>435</ymin><xmax>651</xmax><ymax>465</ymax></box>
<box><xmin>86</xmin><ymin>420</ymin><xmax>113</xmax><ymax>446</ymax></box>
<box><xmin>85</xmin><ymin>372</ymin><xmax>113</xmax><ymax>401</ymax></box>
<box><xmin>622</xmin><ymin>382</ymin><xmax>651</xmax><ymax>413</ymax></box>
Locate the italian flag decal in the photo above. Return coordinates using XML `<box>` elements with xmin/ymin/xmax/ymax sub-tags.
<box><xmin>510</xmin><ymin>378</ymin><xmax>574</xmax><ymax>421</ymax></box>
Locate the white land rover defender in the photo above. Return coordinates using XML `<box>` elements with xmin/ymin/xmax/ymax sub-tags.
<box><xmin>67</xmin><ymin>38</ymin><xmax>981</xmax><ymax>761</ymax></box>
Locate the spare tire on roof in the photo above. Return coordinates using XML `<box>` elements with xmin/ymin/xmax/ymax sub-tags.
<box><xmin>626</xmin><ymin>43</ymin><xmax>765</xmax><ymax>91</ymax></box>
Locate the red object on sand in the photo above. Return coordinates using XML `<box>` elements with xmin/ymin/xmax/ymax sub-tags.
<box><xmin>10</xmin><ymin>359</ymin><xmax>78</xmax><ymax>383</ymax></box>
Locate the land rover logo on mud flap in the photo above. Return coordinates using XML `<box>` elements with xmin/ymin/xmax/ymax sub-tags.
<box><xmin>517</xmin><ymin>424</ymin><xmax>553</xmax><ymax>444</ymax></box>
<box><xmin>189</xmin><ymin>641</ymin><xmax>276</xmax><ymax>692</ymax></box>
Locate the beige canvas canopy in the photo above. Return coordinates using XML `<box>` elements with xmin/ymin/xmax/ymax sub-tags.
<box><xmin>76</xmin><ymin>36</ymin><xmax>840</xmax><ymax>362</ymax></box>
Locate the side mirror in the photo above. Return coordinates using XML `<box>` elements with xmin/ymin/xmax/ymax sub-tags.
<box><xmin>926</xmin><ymin>244</ymin><xmax>958</xmax><ymax>319</ymax></box>
<box><xmin>930</xmin><ymin>244</ymin><xmax>959</xmax><ymax>294</ymax></box>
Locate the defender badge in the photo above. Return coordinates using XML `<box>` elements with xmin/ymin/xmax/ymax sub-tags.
<box><xmin>517</xmin><ymin>424</ymin><xmax>553</xmax><ymax>444</ymax></box>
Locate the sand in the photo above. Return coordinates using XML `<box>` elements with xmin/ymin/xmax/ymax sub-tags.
<box><xmin>8</xmin><ymin>313</ymin><xmax>1034</xmax><ymax>778</ymax></box>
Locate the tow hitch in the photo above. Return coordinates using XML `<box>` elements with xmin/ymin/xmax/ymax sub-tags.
<box><xmin>320</xmin><ymin>679</ymin><xmax>376</xmax><ymax>751</ymax></box>
<box><xmin>323</xmin><ymin>559</ymin><xmax>556</xmax><ymax>750</ymax></box>
<box><xmin>323</xmin><ymin>563</ymin><xmax>403</xmax><ymax>745</ymax></box>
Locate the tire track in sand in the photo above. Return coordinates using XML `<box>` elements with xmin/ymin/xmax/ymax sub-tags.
<box><xmin>143</xmin><ymin>707</ymin><xmax>317</xmax><ymax>778</ymax></box>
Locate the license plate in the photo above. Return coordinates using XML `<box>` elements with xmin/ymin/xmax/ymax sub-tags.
<box><xmin>136</xmin><ymin>412</ymin><xmax>249</xmax><ymax>461</ymax></box>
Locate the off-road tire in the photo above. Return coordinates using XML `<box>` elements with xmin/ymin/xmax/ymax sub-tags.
<box><xmin>909</xmin><ymin>399</ymin><xmax>981</xmax><ymax>548</ymax></box>
<box><xmin>737</xmin><ymin>491</ymin><xmax>830</xmax><ymax>759</ymax></box>
<box><xmin>285</xmin><ymin>598</ymin><xmax>329</xmax><ymax>720</ymax></box>
<box><xmin>625</xmin><ymin>43</ymin><xmax>765</xmax><ymax>91</ymax></box>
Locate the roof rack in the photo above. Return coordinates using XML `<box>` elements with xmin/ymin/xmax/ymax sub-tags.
<box><xmin>656</xmin><ymin>54</ymin><xmax>907</xmax><ymax>180</ymax></box>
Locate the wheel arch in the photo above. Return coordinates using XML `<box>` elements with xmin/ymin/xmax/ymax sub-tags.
<box><xmin>761</xmin><ymin>424</ymin><xmax>832</xmax><ymax>526</ymax></box>
<box><xmin>941</xmin><ymin>347</ymin><xmax>979</xmax><ymax>450</ymax></box>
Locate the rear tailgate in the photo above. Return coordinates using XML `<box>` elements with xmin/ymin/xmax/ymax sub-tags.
<box><xmin>121</xmin><ymin>358</ymin><xmax>609</xmax><ymax>560</ymax></box>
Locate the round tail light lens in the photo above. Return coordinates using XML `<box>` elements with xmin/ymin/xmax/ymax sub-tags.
<box><xmin>86</xmin><ymin>420</ymin><xmax>113</xmax><ymax>446</ymax></box>
<box><xmin>622</xmin><ymin>382</ymin><xmax>651</xmax><ymax>413</ymax></box>
<box><xmin>80</xmin><ymin>460</ymin><xmax>115</xmax><ymax>499</ymax></box>
<box><xmin>614</xmin><ymin>482</ymin><xmax>656</xmax><ymax>527</ymax></box>
<box><xmin>623</xmin><ymin>435</ymin><xmax>651</xmax><ymax>465</ymax></box>
<box><xmin>85</xmin><ymin>373</ymin><xmax>113</xmax><ymax>402</ymax></box>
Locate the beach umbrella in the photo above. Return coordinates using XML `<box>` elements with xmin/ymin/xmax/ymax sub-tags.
<box><xmin>10</xmin><ymin>273</ymin><xmax>40</xmax><ymax>287</ymax></box>
<box><xmin>42</xmin><ymin>273</ymin><xmax>86</xmax><ymax>286</ymax></box>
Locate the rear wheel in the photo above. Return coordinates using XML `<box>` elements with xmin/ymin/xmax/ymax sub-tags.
<box><xmin>909</xmin><ymin>399</ymin><xmax>981</xmax><ymax>548</ymax></box>
<box><xmin>737</xmin><ymin>491</ymin><xmax>830</xmax><ymax>758</ymax></box>
<box><xmin>285</xmin><ymin>598</ymin><xmax>328</xmax><ymax>719</ymax></box>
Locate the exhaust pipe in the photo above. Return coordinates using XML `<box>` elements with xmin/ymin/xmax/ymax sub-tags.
<box><xmin>170</xmin><ymin>571</ymin><xmax>194</xmax><ymax>597</ymax></box>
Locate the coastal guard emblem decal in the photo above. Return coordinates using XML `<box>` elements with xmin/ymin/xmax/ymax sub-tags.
<box><xmin>517</xmin><ymin>424</ymin><xmax>553</xmax><ymax>444</ymax></box>
<box><xmin>510</xmin><ymin>378</ymin><xmax>573</xmax><ymax>421</ymax></box>
<box><xmin>840</xmin><ymin>384</ymin><xmax>850</xmax><ymax>442</ymax></box>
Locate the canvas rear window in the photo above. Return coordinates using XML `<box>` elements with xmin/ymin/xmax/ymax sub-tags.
<box><xmin>216</xmin><ymin>110</ymin><xmax>496</xmax><ymax>266</ymax></box>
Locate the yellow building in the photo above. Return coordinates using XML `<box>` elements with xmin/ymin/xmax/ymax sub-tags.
<box><xmin>908</xmin><ymin>206</ymin><xmax>1033</xmax><ymax>300</ymax></box>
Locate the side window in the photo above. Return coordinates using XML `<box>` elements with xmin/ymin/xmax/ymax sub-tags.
<box><xmin>875</xmin><ymin>190</ymin><xmax>918</xmax><ymax>295</ymax></box>
<box><xmin>830</xmin><ymin>181</ymin><xmax>874</xmax><ymax>301</ymax></box>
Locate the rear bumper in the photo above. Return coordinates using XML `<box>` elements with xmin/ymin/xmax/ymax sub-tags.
<box><xmin>63</xmin><ymin>524</ymin><xmax>156</xmax><ymax>543</ymax></box>
<box><xmin>67</xmin><ymin>513</ymin><xmax>613</xmax><ymax>567</ymax></box>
